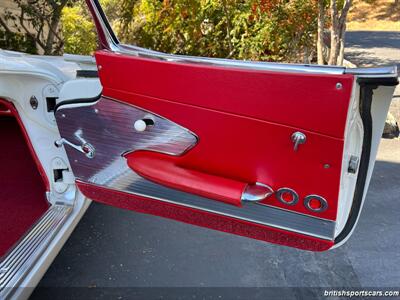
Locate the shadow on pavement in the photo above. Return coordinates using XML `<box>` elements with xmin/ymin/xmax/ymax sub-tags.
<box><xmin>346</xmin><ymin>31</ymin><xmax>400</xmax><ymax>49</ymax></box>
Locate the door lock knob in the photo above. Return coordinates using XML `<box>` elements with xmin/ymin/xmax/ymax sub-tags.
<box><xmin>291</xmin><ymin>131</ymin><xmax>306</xmax><ymax>151</ymax></box>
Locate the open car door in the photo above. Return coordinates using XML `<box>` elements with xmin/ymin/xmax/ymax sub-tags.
<box><xmin>54</xmin><ymin>0</ymin><xmax>398</xmax><ymax>251</ymax></box>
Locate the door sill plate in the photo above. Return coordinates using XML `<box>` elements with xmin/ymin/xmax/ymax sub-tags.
<box><xmin>0</xmin><ymin>205</ymin><xmax>72</xmax><ymax>299</ymax></box>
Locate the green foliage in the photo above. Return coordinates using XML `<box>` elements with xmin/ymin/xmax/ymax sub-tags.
<box><xmin>108</xmin><ymin>0</ymin><xmax>318</xmax><ymax>62</ymax></box>
<box><xmin>0</xmin><ymin>0</ymin><xmax>72</xmax><ymax>55</ymax></box>
<box><xmin>0</xmin><ymin>30</ymin><xmax>37</xmax><ymax>54</ymax></box>
<box><xmin>61</xmin><ymin>4</ymin><xmax>97</xmax><ymax>54</ymax></box>
<box><xmin>61</xmin><ymin>0</ymin><xmax>319</xmax><ymax>61</ymax></box>
<box><xmin>1</xmin><ymin>0</ymin><xmax>321</xmax><ymax>61</ymax></box>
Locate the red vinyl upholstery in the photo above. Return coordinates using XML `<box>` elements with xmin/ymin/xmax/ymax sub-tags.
<box><xmin>127</xmin><ymin>150</ymin><xmax>247</xmax><ymax>207</ymax></box>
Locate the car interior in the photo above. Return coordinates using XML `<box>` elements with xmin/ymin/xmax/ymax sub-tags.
<box><xmin>0</xmin><ymin>100</ymin><xmax>49</xmax><ymax>259</ymax></box>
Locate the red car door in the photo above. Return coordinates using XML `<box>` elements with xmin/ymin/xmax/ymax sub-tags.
<box><xmin>55</xmin><ymin>0</ymin><xmax>398</xmax><ymax>251</ymax></box>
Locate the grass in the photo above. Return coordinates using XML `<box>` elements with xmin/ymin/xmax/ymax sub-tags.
<box><xmin>347</xmin><ymin>0</ymin><xmax>400</xmax><ymax>31</ymax></box>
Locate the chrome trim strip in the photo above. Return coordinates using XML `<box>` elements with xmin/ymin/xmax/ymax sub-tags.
<box><xmin>56</xmin><ymin>98</ymin><xmax>335</xmax><ymax>240</ymax></box>
<box><xmin>86</xmin><ymin>178</ymin><xmax>335</xmax><ymax>240</ymax></box>
<box><xmin>89</xmin><ymin>0</ymin><xmax>119</xmax><ymax>52</ymax></box>
<box><xmin>115</xmin><ymin>44</ymin><xmax>346</xmax><ymax>75</ymax></box>
<box><xmin>0</xmin><ymin>205</ymin><xmax>72</xmax><ymax>298</ymax></box>
<box><xmin>345</xmin><ymin>66</ymin><xmax>398</xmax><ymax>77</ymax></box>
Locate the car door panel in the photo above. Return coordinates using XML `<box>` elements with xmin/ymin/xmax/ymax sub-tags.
<box><xmin>53</xmin><ymin>0</ymin><xmax>398</xmax><ymax>251</ymax></box>
<box><xmin>56</xmin><ymin>89</ymin><xmax>339</xmax><ymax>252</ymax></box>
<box><xmin>94</xmin><ymin>58</ymin><xmax>346</xmax><ymax>220</ymax></box>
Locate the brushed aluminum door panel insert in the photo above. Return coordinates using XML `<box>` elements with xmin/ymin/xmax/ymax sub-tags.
<box><xmin>55</xmin><ymin>97</ymin><xmax>335</xmax><ymax>240</ymax></box>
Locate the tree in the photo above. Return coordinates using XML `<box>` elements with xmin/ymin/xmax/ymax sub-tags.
<box><xmin>61</xmin><ymin>3</ymin><xmax>97</xmax><ymax>54</ymax></box>
<box><xmin>0</xmin><ymin>0</ymin><xmax>74</xmax><ymax>55</ymax></box>
<box><xmin>317</xmin><ymin>0</ymin><xmax>353</xmax><ymax>65</ymax></box>
<box><xmin>110</xmin><ymin>0</ymin><xmax>318</xmax><ymax>63</ymax></box>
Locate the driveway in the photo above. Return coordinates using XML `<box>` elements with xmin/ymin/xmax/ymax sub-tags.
<box><xmin>345</xmin><ymin>31</ymin><xmax>399</xmax><ymax>68</ymax></box>
<box><xmin>345</xmin><ymin>31</ymin><xmax>400</xmax><ymax>119</ymax></box>
<box><xmin>31</xmin><ymin>31</ymin><xmax>400</xmax><ymax>300</ymax></box>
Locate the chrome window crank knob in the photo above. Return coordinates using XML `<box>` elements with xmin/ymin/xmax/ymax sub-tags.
<box><xmin>291</xmin><ymin>131</ymin><xmax>306</xmax><ymax>151</ymax></box>
<box><xmin>134</xmin><ymin>118</ymin><xmax>155</xmax><ymax>132</ymax></box>
<box><xmin>134</xmin><ymin>119</ymin><xmax>147</xmax><ymax>132</ymax></box>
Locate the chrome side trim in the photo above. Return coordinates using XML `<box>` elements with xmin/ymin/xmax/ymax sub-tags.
<box><xmin>56</xmin><ymin>98</ymin><xmax>335</xmax><ymax>240</ymax></box>
<box><xmin>0</xmin><ymin>205</ymin><xmax>72</xmax><ymax>298</ymax></box>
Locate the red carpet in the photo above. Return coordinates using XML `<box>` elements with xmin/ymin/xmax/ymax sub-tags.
<box><xmin>0</xmin><ymin>116</ymin><xmax>48</xmax><ymax>258</ymax></box>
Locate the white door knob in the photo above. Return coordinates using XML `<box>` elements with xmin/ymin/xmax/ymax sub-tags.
<box><xmin>134</xmin><ymin>119</ymin><xmax>147</xmax><ymax>132</ymax></box>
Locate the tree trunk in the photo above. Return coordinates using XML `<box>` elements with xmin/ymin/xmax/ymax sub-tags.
<box><xmin>328</xmin><ymin>0</ymin><xmax>340</xmax><ymax>65</ymax></box>
<box><xmin>317</xmin><ymin>0</ymin><xmax>325</xmax><ymax>65</ymax></box>
<box><xmin>44</xmin><ymin>0</ymin><xmax>69</xmax><ymax>55</ymax></box>
<box><xmin>337</xmin><ymin>0</ymin><xmax>352</xmax><ymax>66</ymax></box>
<box><xmin>328</xmin><ymin>0</ymin><xmax>352</xmax><ymax>66</ymax></box>
<box><xmin>44</xmin><ymin>16</ymin><xmax>58</xmax><ymax>54</ymax></box>
<box><xmin>337</xmin><ymin>22</ymin><xmax>346</xmax><ymax>65</ymax></box>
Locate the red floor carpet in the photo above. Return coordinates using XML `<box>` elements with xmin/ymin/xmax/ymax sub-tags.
<box><xmin>0</xmin><ymin>116</ymin><xmax>48</xmax><ymax>258</ymax></box>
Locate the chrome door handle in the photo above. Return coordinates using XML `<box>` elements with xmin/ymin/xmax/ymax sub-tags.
<box><xmin>55</xmin><ymin>129</ymin><xmax>95</xmax><ymax>158</ymax></box>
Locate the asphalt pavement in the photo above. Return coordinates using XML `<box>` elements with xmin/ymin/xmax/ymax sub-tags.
<box><xmin>31</xmin><ymin>31</ymin><xmax>400</xmax><ymax>300</ymax></box>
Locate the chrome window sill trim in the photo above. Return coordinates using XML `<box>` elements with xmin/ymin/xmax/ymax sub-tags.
<box><xmin>115</xmin><ymin>44</ymin><xmax>346</xmax><ymax>75</ymax></box>
<box><xmin>115</xmin><ymin>45</ymin><xmax>398</xmax><ymax>77</ymax></box>
<box><xmin>345</xmin><ymin>66</ymin><xmax>398</xmax><ymax>77</ymax></box>
<box><xmin>0</xmin><ymin>205</ymin><xmax>72</xmax><ymax>299</ymax></box>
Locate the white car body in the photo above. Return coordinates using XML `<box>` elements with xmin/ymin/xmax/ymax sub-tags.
<box><xmin>0</xmin><ymin>50</ymin><xmax>100</xmax><ymax>300</ymax></box>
